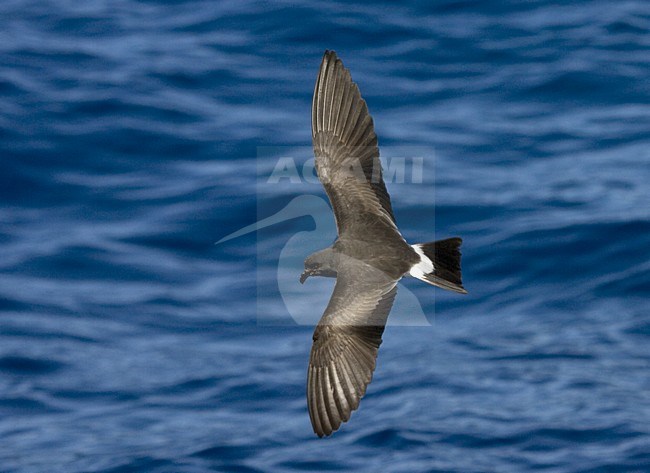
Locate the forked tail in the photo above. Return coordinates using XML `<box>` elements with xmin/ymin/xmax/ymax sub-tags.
<box><xmin>409</xmin><ymin>237</ymin><xmax>467</xmax><ymax>294</ymax></box>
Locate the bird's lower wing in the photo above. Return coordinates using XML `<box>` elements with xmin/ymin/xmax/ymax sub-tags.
<box><xmin>307</xmin><ymin>262</ymin><xmax>398</xmax><ymax>437</ymax></box>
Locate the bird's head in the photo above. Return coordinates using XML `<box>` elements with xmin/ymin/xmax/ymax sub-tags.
<box><xmin>300</xmin><ymin>249</ymin><xmax>337</xmax><ymax>283</ymax></box>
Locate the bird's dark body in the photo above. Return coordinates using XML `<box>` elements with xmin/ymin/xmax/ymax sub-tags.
<box><xmin>333</xmin><ymin>235</ymin><xmax>418</xmax><ymax>280</ymax></box>
<box><xmin>302</xmin><ymin>50</ymin><xmax>467</xmax><ymax>437</ymax></box>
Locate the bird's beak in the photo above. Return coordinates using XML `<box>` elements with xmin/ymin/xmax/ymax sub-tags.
<box><xmin>299</xmin><ymin>270</ymin><xmax>311</xmax><ymax>284</ymax></box>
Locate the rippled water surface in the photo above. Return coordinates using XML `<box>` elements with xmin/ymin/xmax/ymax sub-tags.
<box><xmin>1</xmin><ymin>1</ymin><xmax>649</xmax><ymax>472</ymax></box>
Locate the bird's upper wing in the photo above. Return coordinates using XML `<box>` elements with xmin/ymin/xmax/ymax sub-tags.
<box><xmin>307</xmin><ymin>258</ymin><xmax>398</xmax><ymax>437</ymax></box>
<box><xmin>312</xmin><ymin>50</ymin><xmax>397</xmax><ymax>238</ymax></box>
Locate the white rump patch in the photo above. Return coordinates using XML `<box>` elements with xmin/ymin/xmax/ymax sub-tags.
<box><xmin>409</xmin><ymin>244</ymin><xmax>434</xmax><ymax>279</ymax></box>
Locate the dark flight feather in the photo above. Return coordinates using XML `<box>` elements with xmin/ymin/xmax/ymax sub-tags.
<box><xmin>307</xmin><ymin>262</ymin><xmax>397</xmax><ymax>437</ymax></box>
<box><xmin>312</xmin><ymin>50</ymin><xmax>397</xmax><ymax>237</ymax></box>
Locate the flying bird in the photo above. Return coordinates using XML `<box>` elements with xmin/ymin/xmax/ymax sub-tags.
<box><xmin>302</xmin><ymin>50</ymin><xmax>468</xmax><ymax>437</ymax></box>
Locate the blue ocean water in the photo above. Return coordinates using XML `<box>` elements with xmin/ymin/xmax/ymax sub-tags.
<box><xmin>1</xmin><ymin>0</ymin><xmax>649</xmax><ymax>471</ymax></box>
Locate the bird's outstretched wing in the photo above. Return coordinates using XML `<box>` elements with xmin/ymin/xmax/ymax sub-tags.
<box><xmin>307</xmin><ymin>258</ymin><xmax>398</xmax><ymax>437</ymax></box>
<box><xmin>312</xmin><ymin>50</ymin><xmax>397</xmax><ymax>238</ymax></box>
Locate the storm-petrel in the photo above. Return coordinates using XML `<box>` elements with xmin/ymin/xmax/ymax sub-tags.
<box><xmin>301</xmin><ymin>50</ymin><xmax>468</xmax><ymax>437</ymax></box>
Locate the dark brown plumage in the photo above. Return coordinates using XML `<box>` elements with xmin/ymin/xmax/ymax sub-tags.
<box><xmin>303</xmin><ymin>50</ymin><xmax>467</xmax><ymax>437</ymax></box>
